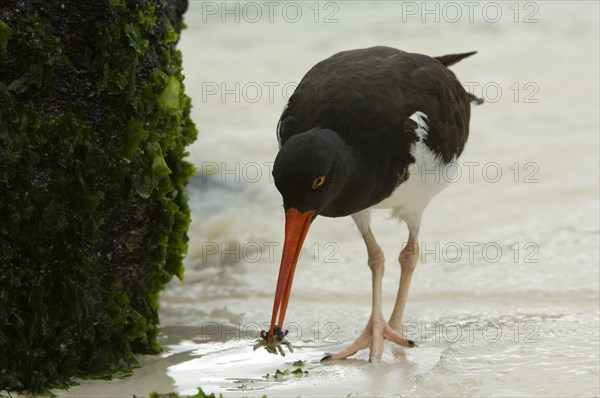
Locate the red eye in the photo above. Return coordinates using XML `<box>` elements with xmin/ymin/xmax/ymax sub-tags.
<box><xmin>312</xmin><ymin>175</ymin><xmax>326</xmax><ymax>189</ymax></box>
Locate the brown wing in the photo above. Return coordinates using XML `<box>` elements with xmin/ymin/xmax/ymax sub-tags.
<box><xmin>277</xmin><ymin>46</ymin><xmax>472</xmax><ymax>164</ymax></box>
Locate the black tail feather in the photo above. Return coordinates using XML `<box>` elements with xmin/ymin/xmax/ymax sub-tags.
<box><xmin>434</xmin><ymin>51</ymin><xmax>477</xmax><ymax>67</ymax></box>
<box><xmin>434</xmin><ymin>51</ymin><xmax>483</xmax><ymax>106</ymax></box>
<box><xmin>469</xmin><ymin>93</ymin><xmax>484</xmax><ymax>106</ymax></box>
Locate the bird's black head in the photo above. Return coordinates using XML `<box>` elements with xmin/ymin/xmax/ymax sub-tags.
<box><xmin>272</xmin><ymin>128</ymin><xmax>352</xmax><ymax>216</ymax></box>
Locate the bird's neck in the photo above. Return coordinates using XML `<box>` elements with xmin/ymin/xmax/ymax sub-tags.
<box><xmin>313</xmin><ymin>130</ymin><xmax>399</xmax><ymax>217</ymax></box>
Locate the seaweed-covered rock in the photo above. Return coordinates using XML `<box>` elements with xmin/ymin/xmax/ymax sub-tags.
<box><xmin>0</xmin><ymin>0</ymin><xmax>197</xmax><ymax>392</ymax></box>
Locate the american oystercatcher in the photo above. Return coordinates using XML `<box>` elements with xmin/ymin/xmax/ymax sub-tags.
<box><xmin>266</xmin><ymin>46</ymin><xmax>481</xmax><ymax>361</ymax></box>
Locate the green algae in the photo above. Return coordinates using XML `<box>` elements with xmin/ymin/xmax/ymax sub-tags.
<box><xmin>145</xmin><ymin>388</ymin><xmax>223</xmax><ymax>398</ymax></box>
<box><xmin>0</xmin><ymin>0</ymin><xmax>197</xmax><ymax>393</ymax></box>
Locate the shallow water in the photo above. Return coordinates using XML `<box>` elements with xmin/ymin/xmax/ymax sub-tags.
<box><xmin>56</xmin><ymin>1</ymin><xmax>599</xmax><ymax>397</ymax></box>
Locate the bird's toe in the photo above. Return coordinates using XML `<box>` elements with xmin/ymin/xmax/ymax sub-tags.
<box><xmin>320</xmin><ymin>354</ymin><xmax>333</xmax><ymax>362</ymax></box>
<box><xmin>368</xmin><ymin>355</ymin><xmax>381</xmax><ymax>363</ymax></box>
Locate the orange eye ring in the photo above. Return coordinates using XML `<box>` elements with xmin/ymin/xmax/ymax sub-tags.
<box><xmin>311</xmin><ymin>175</ymin><xmax>327</xmax><ymax>189</ymax></box>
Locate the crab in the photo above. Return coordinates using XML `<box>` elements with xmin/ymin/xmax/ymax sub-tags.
<box><xmin>253</xmin><ymin>325</ymin><xmax>294</xmax><ymax>356</ymax></box>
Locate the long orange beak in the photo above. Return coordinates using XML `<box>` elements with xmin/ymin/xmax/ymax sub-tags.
<box><xmin>268</xmin><ymin>208</ymin><xmax>315</xmax><ymax>339</ymax></box>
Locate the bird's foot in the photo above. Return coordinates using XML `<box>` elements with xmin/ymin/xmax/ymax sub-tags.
<box><xmin>321</xmin><ymin>317</ymin><xmax>415</xmax><ymax>362</ymax></box>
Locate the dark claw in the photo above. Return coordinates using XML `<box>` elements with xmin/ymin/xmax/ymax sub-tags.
<box><xmin>320</xmin><ymin>354</ymin><xmax>332</xmax><ymax>362</ymax></box>
<box><xmin>408</xmin><ymin>339</ymin><xmax>417</xmax><ymax>347</ymax></box>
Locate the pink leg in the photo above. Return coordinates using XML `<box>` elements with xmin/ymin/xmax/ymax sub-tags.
<box><xmin>323</xmin><ymin>227</ymin><xmax>414</xmax><ymax>362</ymax></box>
<box><xmin>389</xmin><ymin>233</ymin><xmax>419</xmax><ymax>331</ymax></box>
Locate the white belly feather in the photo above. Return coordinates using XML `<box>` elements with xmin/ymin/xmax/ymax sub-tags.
<box><xmin>371</xmin><ymin>111</ymin><xmax>457</xmax><ymax>224</ymax></box>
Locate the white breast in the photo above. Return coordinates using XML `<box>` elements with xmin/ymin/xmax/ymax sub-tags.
<box><xmin>371</xmin><ymin>111</ymin><xmax>457</xmax><ymax>222</ymax></box>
